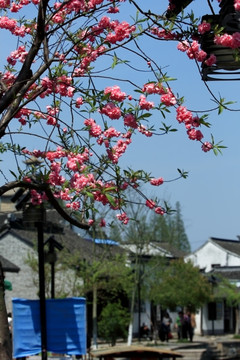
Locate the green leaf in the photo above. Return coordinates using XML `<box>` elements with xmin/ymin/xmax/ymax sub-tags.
<box><xmin>9</xmin><ymin>170</ymin><xmax>17</xmax><ymax>178</ymax></box>
<box><xmin>217</xmin><ymin>97</ymin><xmax>235</xmax><ymax>115</ymax></box>
<box><xmin>103</xmin><ymin>186</ymin><xmax>117</xmax><ymax>193</ymax></box>
<box><xmin>111</xmin><ymin>54</ymin><xmax>118</xmax><ymax>69</ymax></box>
<box><xmin>177</xmin><ymin>169</ymin><xmax>188</xmax><ymax>179</ymax></box>
<box><xmin>138</xmin><ymin>113</ymin><xmax>152</xmax><ymax>120</ymax></box>
<box><xmin>218</xmin><ymin>104</ymin><xmax>224</xmax><ymax>115</ymax></box>
<box><xmin>105</xmin><ymin>193</ymin><xmax>116</xmax><ymax>207</ymax></box>
<box><xmin>85</xmin><ymin>191</ymin><xmax>94</xmax><ymax>199</ymax></box>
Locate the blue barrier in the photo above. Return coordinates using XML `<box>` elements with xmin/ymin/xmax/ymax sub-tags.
<box><xmin>12</xmin><ymin>297</ymin><xmax>86</xmax><ymax>358</ymax></box>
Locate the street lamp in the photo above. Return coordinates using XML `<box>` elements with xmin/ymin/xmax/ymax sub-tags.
<box><xmin>23</xmin><ymin>203</ymin><xmax>48</xmax><ymax>360</ymax></box>
<box><xmin>11</xmin><ymin>189</ymin><xmax>48</xmax><ymax>360</ymax></box>
<box><xmin>201</xmin><ymin>0</ymin><xmax>240</xmax><ymax>80</ymax></box>
<box><xmin>44</xmin><ymin>236</ymin><xmax>63</xmax><ymax>299</ymax></box>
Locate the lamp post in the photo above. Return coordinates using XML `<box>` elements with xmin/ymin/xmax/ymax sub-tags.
<box><xmin>23</xmin><ymin>203</ymin><xmax>48</xmax><ymax>360</ymax></box>
<box><xmin>208</xmin><ymin>275</ymin><xmax>218</xmax><ymax>335</ymax></box>
<box><xmin>45</xmin><ymin>236</ymin><xmax>63</xmax><ymax>299</ymax></box>
<box><xmin>11</xmin><ymin>189</ymin><xmax>48</xmax><ymax>360</ymax></box>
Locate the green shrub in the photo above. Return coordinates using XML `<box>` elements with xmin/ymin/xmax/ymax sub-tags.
<box><xmin>98</xmin><ymin>302</ymin><xmax>130</xmax><ymax>346</ymax></box>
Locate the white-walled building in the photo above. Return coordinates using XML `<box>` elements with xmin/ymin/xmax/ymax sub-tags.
<box><xmin>185</xmin><ymin>237</ymin><xmax>240</xmax><ymax>273</ymax></box>
<box><xmin>185</xmin><ymin>237</ymin><xmax>240</xmax><ymax>335</ymax></box>
<box><xmin>122</xmin><ymin>241</ymin><xmax>186</xmax><ymax>335</ymax></box>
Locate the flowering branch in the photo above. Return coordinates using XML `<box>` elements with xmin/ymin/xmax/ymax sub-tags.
<box><xmin>0</xmin><ymin>0</ymin><xmax>233</xmax><ymax>227</ymax></box>
<box><xmin>0</xmin><ymin>180</ymin><xmax>90</xmax><ymax>229</ymax></box>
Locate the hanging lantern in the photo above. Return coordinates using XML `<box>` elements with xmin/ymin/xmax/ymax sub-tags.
<box><xmin>23</xmin><ymin>203</ymin><xmax>46</xmax><ymax>224</ymax></box>
<box><xmin>201</xmin><ymin>0</ymin><xmax>240</xmax><ymax>80</ymax></box>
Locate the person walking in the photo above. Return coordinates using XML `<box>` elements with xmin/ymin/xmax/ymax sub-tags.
<box><xmin>175</xmin><ymin>311</ymin><xmax>184</xmax><ymax>340</ymax></box>
<box><xmin>161</xmin><ymin>312</ymin><xmax>172</xmax><ymax>342</ymax></box>
<box><xmin>181</xmin><ymin>312</ymin><xmax>189</xmax><ymax>340</ymax></box>
<box><xmin>187</xmin><ymin>311</ymin><xmax>196</xmax><ymax>342</ymax></box>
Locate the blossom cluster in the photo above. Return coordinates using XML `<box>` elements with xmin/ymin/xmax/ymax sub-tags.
<box><xmin>22</xmin><ymin>138</ymin><xmax>168</xmax><ymax>224</ymax></box>
<box><xmin>150</xmin><ymin>26</ymin><xmax>178</xmax><ymax>40</ymax></box>
<box><xmin>41</xmin><ymin>76</ymin><xmax>75</xmax><ymax>98</ymax></box>
<box><xmin>116</xmin><ymin>212</ymin><xmax>129</xmax><ymax>224</ymax></box>
<box><xmin>105</xmin><ymin>21</ymin><xmax>136</xmax><ymax>44</ymax></box>
<box><xmin>142</xmin><ymin>82</ymin><xmax>176</xmax><ymax>106</ymax></box>
<box><xmin>150</xmin><ymin>177</ymin><xmax>164</xmax><ymax>186</ymax></box>
<box><xmin>99</xmin><ymin>102</ymin><xmax>122</xmax><ymax>119</ymax></box>
<box><xmin>22</xmin><ymin>146</ymin><xmax>121</xmax><ymax>212</ymax></box>
<box><xmin>198</xmin><ymin>21</ymin><xmax>211</xmax><ymax>35</ymax></box>
<box><xmin>234</xmin><ymin>0</ymin><xmax>240</xmax><ymax>11</ymax></box>
<box><xmin>146</xmin><ymin>199</ymin><xmax>165</xmax><ymax>215</ymax></box>
<box><xmin>177</xmin><ymin>40</ymin><xmax>208</xmax><ymax>62</ymax></box>
<box><xmin>176</xmin><ymin>106</ymin><xmax>212</xmax><ymax>151</ymax></box>
<box><xmin>141</xmin><ymin>82</ymin><xmax>211</xmax><ymax>150</ymax></box>
<box><xmin>214</xmin><ymin>32</ymin><xmax>240</xmax><ymax>49</ymax></box>
<box><xmin>178</xmin><ymin>12</ymin><xmax>240</xmax><ymax>69</ymax></box>
<box><xmin>7</xmin><ymin>45</ymin><xmax>28</xmax><ymax>65</ymax></box>
<box><xmin>0</xmin><ymin>15</ymin><xmax>33</xmax><ymax>36</ymax></box>
<box><xmin>177</xmin><ymin>39</ymin><xmax>217</xmax><ymax>68</ymax></box>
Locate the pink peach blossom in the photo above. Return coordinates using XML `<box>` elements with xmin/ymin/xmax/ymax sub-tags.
<box><xmin>150</xmin><ymin>177</ymin><xmax>164</xmax><ymax>186</ymax></box>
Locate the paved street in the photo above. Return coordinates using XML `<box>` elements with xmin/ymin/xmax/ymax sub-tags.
<box><xmin>16</xmin><ymin>356</ymin><xmax>73</xmax><ymax>360</ymax></box>
<box><xmin>15</xmin><ymin>333</ymin><xmax>237</xmax><ymax>360</ymax></box>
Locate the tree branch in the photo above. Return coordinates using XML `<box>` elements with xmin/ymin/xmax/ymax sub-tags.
<box><xmin>0</xmin><ymin>0</ymin><xmax>49</xmax><ymax>137</ymax></box>
<box><xmin>0</xmin><ymin>181</ymin><xmax>90</xmax><ymax>230</ymax></box>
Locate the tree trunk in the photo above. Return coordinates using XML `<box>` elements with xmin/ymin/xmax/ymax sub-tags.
<box><xmin>127</xmin><ymin>286</ymin><xmax>136</xmax><ymax>346</ymax></box>
<box><xmin>151</xmin><ymin>302</ymin><xmax>158</xmax><ymax>344</ymax></box>
<box><xmin>127</xmin><ymin>322</ymin><xmax>133</xmax><ymax>346</ymax></box>
<box><xmin>92</xmin><ymin>285</ymin><xmax>98</xmax><ymax>350</ymax></box>
<box><xmin>235</xmin><ymin>307</ymin><xmax>239</xmax><ymax>335</ymax></box>
<box><xmin>0</xmin><ymin>261</ymin><xmax>12</xmax><ymax>360</ymax></box>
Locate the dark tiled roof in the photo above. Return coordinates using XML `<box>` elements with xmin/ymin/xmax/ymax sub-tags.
<box><xmin>122</xmin><ymin>241</ymin><xmax>185</xmax><ymax>260</ymax></box>
<box><xmin>0</xmin><ymin>217</ymin><xmax>126</xmax><ymax>264</ymax></box>
<box><xmin>0</xmin><ymin>255</ymin><xmax>20</xmax><ymax>273</ymax></box>
<box><xmin>155</xmin><ymin>242</ymin><xmax>187</xmax><ymax>258</ymax></box>
<box><xmin>0</xmin><ymin>209</ymin><xmax>66</xmax><ymax>234</ymax></box>
<box><xmin>54</xmin><ymin>230</ymin><xmax>126</xmax><ymax>263</ymax></box>
<box><xmin>209</xmin><ymin>266</ymin><xmax>240</xmax><ymax>281</ymax></box>
<box><xmin>210</xmin><ymin>237</ymin><xmax>240</xmax><ymax>256</ymax></box>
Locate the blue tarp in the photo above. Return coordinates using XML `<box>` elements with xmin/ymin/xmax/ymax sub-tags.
<box><xmin>12</xmin><ymin>297</ymin><xmax>86</xmax><ymax>358</ymax></box>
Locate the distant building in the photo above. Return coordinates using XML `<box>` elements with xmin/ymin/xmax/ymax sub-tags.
<box><xmin>185</xmin><ymin>237</ymin><xmax>240</xmax><ymax>335</ymax></box>
<box><xmin>0</xmin><ymin>189</ymin><xmax>17</xmax><ymax>213</ymax></box>
<box><xmin>0</xmin><ymin>189</ymin><xmax>189</xmax><ymax>339</ymax></box>
<box><xmin>0</xmin><ymin>208</ymin><xmax>125</xmax><ymax>310</ymax></box>
<box><xmin>121</xmin><ymin>241</ymin><xmax>186</xmax><ymax>336</ymax></box>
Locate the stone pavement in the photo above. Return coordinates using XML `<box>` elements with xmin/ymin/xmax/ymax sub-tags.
<box><xmin>16</xmin><ymin>333</ymin><xmax>238</xmax><ymax>360</ymax></box>
<box><xmin>17</xmin><ymin>356</ymin><xmax>73</xmax><ymax>360</ymax></box>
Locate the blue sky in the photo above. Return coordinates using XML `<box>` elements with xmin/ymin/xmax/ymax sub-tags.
<box><xmin>1</xmin><ymin>0</ymin><xmax>240</xmax><ymax>251</ymax></box>
<box><xmin>117</xmin><ymin>0</ymin><xmax>240</xmax><ymax>250</ymax></box>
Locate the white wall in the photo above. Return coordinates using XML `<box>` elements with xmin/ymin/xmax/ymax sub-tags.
<box><xmin>202</xmin><ymin>302</ymin><xmax>224</xmax><ymax>335</ymax></box>
<box><xmin>133</xmin><ymin>300</ymin><xmax>151</xmax><ymax>334</ymax></box>
<box><xmin>186</xmin><ymin>241</ymin><xmax>240</xmax><ymax>272</ymax></box>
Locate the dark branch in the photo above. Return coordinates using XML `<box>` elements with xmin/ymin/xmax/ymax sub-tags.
<box><xmin>0</xmin><ymin>0</ymin><xmax>49</xmax><ymax>137</ymax></box>
<box><xmin>0</xmin><ymin>181</ymin><xmax>90</xmax><ymax>230</ymax></box>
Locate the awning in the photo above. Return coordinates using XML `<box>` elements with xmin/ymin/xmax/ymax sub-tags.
<box><xmin>4</xmin><ymin>279</ymin><xmax>12</xmax><ymax>291</ymax></box>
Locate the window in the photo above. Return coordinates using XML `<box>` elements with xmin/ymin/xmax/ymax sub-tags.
<box><xmin>208</xmin><ymin>301</ymin><xmax>222</xmax><ymax>320</ymax></box>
